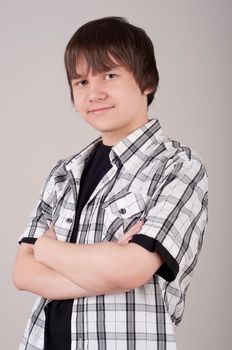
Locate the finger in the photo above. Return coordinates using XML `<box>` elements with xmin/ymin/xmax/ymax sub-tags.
<box><xmin>47</xmin><ymin>221</ymin><xmax>55</xmax><ymax>231</ymax></box>
<box><xmin>118</xmin><ymin>229</ymin><xmax>139</xmax><ymax>243</ymax></box>
<box><xmin>118</xmin><ymin>234</ymin><xmax>133</xmax><ymax>243</ymax></box>
<box><xmin>118</xmin><ymin>219</ymin><xmax>145</xmax><ymax>244</ymax></box>
<box><xmin>118</xmin><ymin>233</ymin><xmax>137</xmax><ymax>244</ymax></box>
<box><xmin>122</xmin><ymin>220</ymin><xmax>144</xmax><ymax>239</ymax></box>
<box><xmin>128</xmin><ymin>220</ymin><xmax>144</xmax><ymax>234</ymax></box>
<box><xmin>117</xmin><ymin>239</ymin><xmax>127</xmax><ymax>245</ymax></box>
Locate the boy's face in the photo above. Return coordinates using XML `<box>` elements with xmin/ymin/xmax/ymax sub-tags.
<box><xmin>71</xmin><ymin>57</ymin><xmax>152</xmax><ymax>145</ymax></box>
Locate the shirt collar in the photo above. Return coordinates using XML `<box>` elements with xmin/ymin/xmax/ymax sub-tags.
<box><xmin>109</xmin><ymin>118</ymin><xmax>166</xmax><ymax>172</ymax></box>
<box><xmin>65</xmin><ymin>117</ymin><xmax>166</xmax><ymax>173</ymax></box>
<box><xmin>65</xmin><ymin>137</ymin><xmax>101</xmax><ymax>172</ymax></box>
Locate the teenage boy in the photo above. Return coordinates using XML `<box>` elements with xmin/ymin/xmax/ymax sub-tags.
<box><xmin>13</xmin><ymin>16</ymin><xmax>208</xmax><ymax>350</ymax></box>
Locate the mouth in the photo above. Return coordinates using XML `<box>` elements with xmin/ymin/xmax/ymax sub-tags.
<box><xmin>88</xmin><ymin>106</ymin><xmax>115</xmax><ymax>114</ymax></box>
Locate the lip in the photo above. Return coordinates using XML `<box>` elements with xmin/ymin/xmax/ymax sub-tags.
<box><xmin>88</xmin><ymin>106</ymin><xmax>114</xmax><ymax>113</ymax></box>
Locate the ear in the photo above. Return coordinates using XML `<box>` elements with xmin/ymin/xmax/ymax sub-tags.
<box><xmin>143</xmin><ymin>87</ymin><xmax>154</xmax><ymax>95</ymax></box>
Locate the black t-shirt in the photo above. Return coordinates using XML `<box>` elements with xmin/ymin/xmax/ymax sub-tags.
<box><xmin>44</xmin><ymin>141</ymin><xmax>113</xmax><ymax>350</ymax></box>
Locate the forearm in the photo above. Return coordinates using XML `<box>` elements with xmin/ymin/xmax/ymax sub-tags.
<box><xmin>13</xmin><ymin>248</ymin><xmax>94</xmax><ymax>300</ymax></box>
<box><xmin>13</xmin><ymin>247</ymin><xmax>130</xmax><ymax>299</ymax></box>
<box><xmin>34</xmin><ymin>238</ymin><xmax>130</xmax><ymax>293</ymax></box>
<box><xmin>33</xmin><ymin>220</ymin><xmax>149</xmax><ymax>294</ymax></box>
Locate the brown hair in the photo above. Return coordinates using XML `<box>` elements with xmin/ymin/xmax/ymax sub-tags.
<box><xmin>64</xmin><ymin>16</ymin><xmax>159</xmax><ymax>107</ymax></box>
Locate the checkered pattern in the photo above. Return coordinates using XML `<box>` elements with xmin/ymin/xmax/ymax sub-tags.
<box><xmin>17</xmin><ymin>118</ymin><xmax>208</xmax><ymax>349</ymax></box>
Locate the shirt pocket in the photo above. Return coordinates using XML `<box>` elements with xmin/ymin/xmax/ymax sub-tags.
<box><xmin>102</xmin><ymin>191</ymin><xmax>152</xmax><ymax>241</ymax></box>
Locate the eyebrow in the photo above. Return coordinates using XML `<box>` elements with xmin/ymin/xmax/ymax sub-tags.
<box><xmin>74</xmin><ymin>66</ymin><xmax>122</xmax><ymax>79</ymax></box>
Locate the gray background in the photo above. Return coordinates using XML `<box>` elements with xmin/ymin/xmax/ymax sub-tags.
<box><xmin>1</xmin><ymin>0</ymin><xmax>231</xmax><ymax>349</ymax></box>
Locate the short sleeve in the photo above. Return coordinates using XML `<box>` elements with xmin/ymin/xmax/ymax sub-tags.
<box><xmin>129</xmin><ymin>234</ymin><xmax>178</xmax><ymax>282</ymax></box>
<box><xmin>17</xmin><ymin>160</ymin><xmax>62</xmax><ymax>244</ymax></box>
<box><xmin>130</xmin><ymin>157</ymin><xmax>208</xmax><ymax>283</ymax></box>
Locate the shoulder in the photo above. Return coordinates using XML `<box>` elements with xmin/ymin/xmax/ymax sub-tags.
<box><xmin>159</xmin><ymin>140</ymin><xmax>209</xmax><ymax>200</ymax></box>
<box><xmin>145</xmin><ymin>137</ymin><xmax>208</xmax><ymax>194</ymax></box>
<box><xmin>158</xmin><ymin>137</ymin><xmax>208</xmax><ymax>176</ymax></box>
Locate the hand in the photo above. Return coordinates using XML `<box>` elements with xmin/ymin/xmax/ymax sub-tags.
<box><xmin>117</xmin><ymin>220</ymin><xmax>144</xmax><ymax>245</ymax></box>
<box><xmin>34</xmin><ymin>223</ymin><xmax>57</xmax><ymax>262</ymax></box>
<box><xmin>43</xmin><ymin>222</ymin><xmax>57</xmax><ymax>240</ymax></box>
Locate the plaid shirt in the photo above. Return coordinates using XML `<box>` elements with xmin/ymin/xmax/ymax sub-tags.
<box><xmin>17</xmin><ymin>118</ymin><xmax>208</xmax><ymax>350</ymax></box>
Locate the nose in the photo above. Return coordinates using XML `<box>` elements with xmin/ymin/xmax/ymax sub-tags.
<box><xmin>88</xmin><ymin>81</ymin><xmax>107</xmax><ymax>103</ymax></box>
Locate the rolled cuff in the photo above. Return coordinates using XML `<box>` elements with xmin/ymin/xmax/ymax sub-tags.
<box><xmin>19</xmin><ymin>237</ymin><xmax>38</xmax><ymax>245</ymax></box>
<box><xmin>129</xmin><ymin>234</ymin><xmax>179</xmax><ymax>282</ymax></box>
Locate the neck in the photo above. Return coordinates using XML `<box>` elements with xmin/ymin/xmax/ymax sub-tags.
<box><xmin>101</xmin><ymin>117</ymin><xmax>149</xmax><ymax>146</ymax></box>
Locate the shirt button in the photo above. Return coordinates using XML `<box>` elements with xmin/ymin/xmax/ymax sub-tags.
<box><xmin>66</xmin><ymin>218</ymin><xmax>73</xmax><ymax>224</ymax></box>
<box><xmin>119</xmin><ymin>208</ymin><xmax>126</xmax><ymax>214</ymax></box>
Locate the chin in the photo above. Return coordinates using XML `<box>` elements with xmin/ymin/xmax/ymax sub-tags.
<box><xmin>93</xmin><ymin>126</ymin><xmax>116</xmax><ymax>133</ymax></box>
<box><xmin>86</xmin><ymin>119</ymin><xmax>117</xmax><ymax>132</ymax></box>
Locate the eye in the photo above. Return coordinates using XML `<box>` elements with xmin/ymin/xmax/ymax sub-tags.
<box><xmin>72</xmin><ymin>80</ymin><xmax>88</xmax><ymax>87</ymax></box>
<box><xmin>105</xmin><ymin>73</ymin><xmax>117</xmax><ymax>80</ymax></box>
<box><xmin>78</xmin><ymin>80</ymin><xmax>88</xmax><ymax>86</ymax></box>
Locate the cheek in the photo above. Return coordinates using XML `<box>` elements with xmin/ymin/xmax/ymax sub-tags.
<box><xmin>120</xmin><ymin>82</ymin><xmax>142</xmax><ymax>99</ymax></box>
<box><xmin>117</xmin><ymin>86</ymin><xmax>143</xmax><ymax>110</ymax></box>
<box><xmin>73</xmin><ymin>93</ymin><xmax>85</xmax><ymax>110</ymax></box>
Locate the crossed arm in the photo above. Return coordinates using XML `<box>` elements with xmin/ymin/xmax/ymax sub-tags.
<box><xmin>13</xmin><ymin>222</ymin><xmax>164</xmax><ymax>300</ymax></box>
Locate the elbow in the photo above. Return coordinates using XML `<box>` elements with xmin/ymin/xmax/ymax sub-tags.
<box><xmin>14</xmin><ymin>282</ymin><xmax>24</xmax><ymax>291</ymax></box>
<box><xmin>116</xmin><ymin>265</ymin><xmax>157</xmax><ymax>291</ymax></box>
<box><xmin>12</xmin><ymin>265</ymin><xmax>24</xmax><ymax>291</ymax></box>
<box><xmin>12</xmin><ymin>276</ymin><xmax>22</xmax><ymax>291</ymax></box>
<box><xmin>107</xmin><ymin>268</ymin><xmax>140</xmax><ymax>291</ymax></box>
<box><xmin>121</xmin><ymin>274</ymin><xmax>153</xmax><ymax>290</ymax></box>
<box><xmin>121</xmin><ymin>274</ymin><xmax>143</xmax><ymax>290</ymax></box>
<box><xmin>12</xmin><ymin>272</ymin><xmax>21</xmax><ymax>290</ymax></box>
<box><xmin>13</xmin><ymin>244</ymin><xmax>35</xmax><ymax>292</ymax></box>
